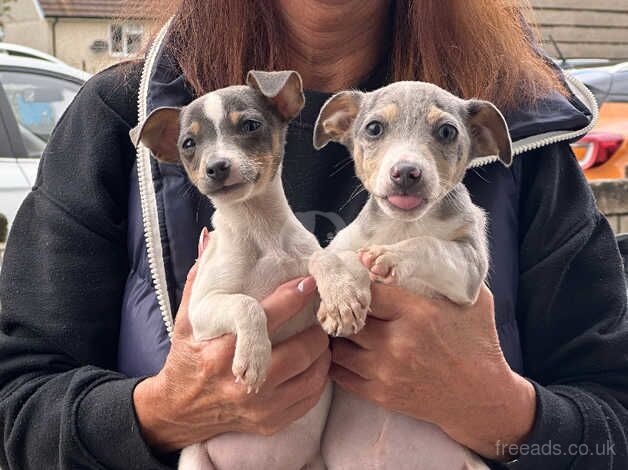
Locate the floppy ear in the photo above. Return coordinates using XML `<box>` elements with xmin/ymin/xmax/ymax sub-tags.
<box><xmin>313</xmin><ymin>91</ymin><xmax>363</xmax><ymax>150</ymax></box>
<box><xmin>246</xmin><ymin>70</ymin><xmax>305</xmax><ymax>121</ymax></box>
<box><xmin>466</xmin><ymin>100</ymin><xmax>512</xmax><ymax>166</ymax></box>
<box><xmin>129</xmin><ymin>107</ymin><xmax>182</xmax><ymax>163</ymax></box>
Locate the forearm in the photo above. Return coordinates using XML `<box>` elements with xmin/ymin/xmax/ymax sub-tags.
<box><xmin>517</xmin><ymin>144</ymin><xmax>628</xmax><ymax>468</ymax></box>
<box><xmin>438</xmin><ymin>366</ymin><xmax>537</xmax><ymax>462</ymax></box>
<box><xmin>0</xmin><ymin>365</ymin><xmax>170</xmax><ymax>470</ymax></box>
<box><xmin>499</xmin><ymin>381</ymin><xmax>628</xmax><ymax>469</ymax></box>
<box><xmin>134</xmin><ymin>375</ymin><xmax>229</xmax><ymax>453</ymax></box>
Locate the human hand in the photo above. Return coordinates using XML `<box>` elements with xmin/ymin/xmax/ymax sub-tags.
<box><xmin>133</xmin><ymin>229</ymin><xmax>331</xmax><ymax>452</ymax></box>
<box><xmin>330</xmin><ymin>283</ymin><xmax>536</xmax><ymax>460</ymax></box>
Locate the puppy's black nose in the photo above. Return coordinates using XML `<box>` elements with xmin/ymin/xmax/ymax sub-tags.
<box><xmin>390</xmin><ymin>163</ymin><xmax>422</xmax><ymax>190</ymax></box>
<box><xmin>206</xmin><ymin>159</ymin><xmax>231</xmax><ymax>182</ymax></box>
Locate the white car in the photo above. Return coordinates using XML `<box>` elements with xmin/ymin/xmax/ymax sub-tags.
<box><xmin>0</xmin><ymin>55</ymin><xmax>89</xmax><ymax>227</ymax></box>
<box><xmin>0</xmin><ymin>43</ymin><xmax>67</xmax><ymax>65</ymax></box>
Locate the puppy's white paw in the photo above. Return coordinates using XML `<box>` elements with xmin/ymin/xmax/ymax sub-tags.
<box><xmin>232</xmin><ymin>335</ymin><xmax>272</xmax><ymax>394</ymax></box>
<box><xmin>317</xmin><ymin>279</ymin><xmax>371</xmax><ymax>337</ymax></box>
<box><xmin>359</xmin><ymin>245</ymin><xmax>400</xmax><ymax>285</ymax></box>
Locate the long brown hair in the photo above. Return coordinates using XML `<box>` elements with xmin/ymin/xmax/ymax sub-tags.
<box><xmin>138</xmin><ymin>0</ymin><xmax>563</xmax><ymax>110</ymax></box>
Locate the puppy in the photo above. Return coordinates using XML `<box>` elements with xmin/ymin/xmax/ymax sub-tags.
<box><xmin>309</xmin><ymin>81</ymin><xmax>512</xmax><ymax>470</ymax></box>
<box><xmin>131</xmin><ymin>70</ymin><xmax>331</xmax><ymax>470</ymax></box>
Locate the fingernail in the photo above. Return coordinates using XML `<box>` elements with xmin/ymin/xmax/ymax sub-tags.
<box><xmin>186</xmin><ymin>262</ymin><xmax>199</xmax><ymax>281</ymax></box>
<box><xmin>297</xmin><ymin>276</ymin><xmax>317</xmax><ymax>295</ymax></box>
<box><xmin>198</xmin><ymin>227</ymin><xmax>209</xmax><ymax>256</ymax></box>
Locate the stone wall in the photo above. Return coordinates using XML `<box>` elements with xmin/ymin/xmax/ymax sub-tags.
<box><xmin>591</xmin><ymin>179</ymin><xmax>628</xmax><ymax>233</ymax></box>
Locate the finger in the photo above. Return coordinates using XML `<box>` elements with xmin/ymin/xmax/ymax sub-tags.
<box><xmin>272</xmin><ymin>351</ymin><xmax>330</xmax><ymax>410</ymax></box>
<box><xmin>476</xmin><ymin>284</ymin><xmax>495</xmax><ymax>313</ymax></box>
<box><xmin>269</xmin><ymin>380</ymin><xmax>328</xmax><ymax>433</ymax></box>
<box><xmin>369</xmin><ymin>282</ymin><xmax>442</xmax><ymax>321</ymax></box>
<box><xmin>343</xmin><ymin>316</ymin><xmax>390</xmax><ymax>350</ymax></box>
<box><xmin>266</xmin><ymin>325</ymin><xmax>329</xmax><ymax>388</ymax></box>
<box><xmin>173</xmin><ymin>228</ymin><xmax>211</xmax><ymax>338</ymax></box>
<box><xmin>331</xmin><ymin>338</ymin><xmax>374</xmax><ymax>379</ymax></box>
<box><xmin>262</xmin><ymin>277</ymin><xmax>317</xmax><ymax>335</ymax></box>
<box><xmin>368</xmin><ymin>283</ymin><xmax>405</xmax><ymax>320</ymax></box>
<box><xmin>197</xmin><ymin>226</ymin><xmax>210</xmax><ymax>258</ymax></box>
<box><xmin>330</xmin><ymin>364</ymin><xmax>375</xmax><ymax>403</ymax></box>
<box><xmin>172</xmin><ymin>260</ymin><xmax>200</xmax><ymax>338</ymax></box>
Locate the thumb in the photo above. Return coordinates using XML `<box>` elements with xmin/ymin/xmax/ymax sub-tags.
<box><xmin>173</xmin><ymin>228</ymin><xmax>210</xmax><ymax>338</ymax></box>
<box><xmin>172</xmin><ymin>260</ymin><xmax>199</xmax><ymax>338</ymax></box>
<box><xmin>263</xmin><ymin>276</ymin><xmax>317</xmax><ymax>335</ymax></box>
<box><xmin>368</xmin><ymin>283</ymin><xmax>424</xmax><ymax>321</ymax></box>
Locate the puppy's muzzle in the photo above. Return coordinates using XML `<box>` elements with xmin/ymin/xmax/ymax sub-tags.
<box><xmin>206</xmin><ymin>158</ymin><xmax>231</xmax><ymax>183</ymax></box>
<box><xmin>390</xmin><ymin>162</ymin><xmax>422</xmax><ymax>192</ymax></box>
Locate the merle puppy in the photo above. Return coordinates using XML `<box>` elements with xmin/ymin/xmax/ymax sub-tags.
<box><xmin>309</xmin><ymin>81</ymin><xmax>512</xmax><ymax>470</ymax></box>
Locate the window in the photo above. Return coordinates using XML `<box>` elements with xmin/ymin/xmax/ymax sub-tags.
<box><xmin>576</xmin><ymin>69</ymin><xmax>612</xmax><ymax>107</ymax></box>
<box><xmin>608</xmin><ymin>71</ymin><xmax>628</xmax><ymax>103</ymax></box>
<box><xmin>0</xmin><ymin>70</ymin><xmax>81</xmax><ymax>157</ymax></box>
<box><xmin>109</xmin><ymin>23</ymin><xmax>143</xmax><ymax>57</ymax></box>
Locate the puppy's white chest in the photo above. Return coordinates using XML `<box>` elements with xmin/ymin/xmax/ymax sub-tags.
<box><xmin>247</xmin><ymin>250</ymin><xmax>307</xmax><ymax>296</ymax></box>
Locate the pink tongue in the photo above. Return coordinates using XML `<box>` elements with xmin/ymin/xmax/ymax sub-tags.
<box><xmin>387</xmin><ymin>195</ymin><xmax>422</xmax><ymax>210</ymax></box>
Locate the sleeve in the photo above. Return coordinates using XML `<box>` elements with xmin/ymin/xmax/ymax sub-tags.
<box><xmin>509</xmin><ymin>143</ymin><xmax>628</xmax><ymax>469</ymax></box>
<box><xmin>0</xmin><ymin>65</ymin><xmax>172</xmax><ymax>470</ymax></box>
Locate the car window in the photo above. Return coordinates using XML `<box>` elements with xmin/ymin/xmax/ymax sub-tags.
<box><xmin>608</xmin><ymin>71</ymin><xmax>628</xmax><ymax>103</ymax></box>
<box><xmin>0</xmin><ymin>70</ymin><xmax>80</xmax><ymax>157</ymax></box>
<box><xmin>573</xmin><ymin>69</ymin><xmax>613</xmax><ymax>106</ymax></box>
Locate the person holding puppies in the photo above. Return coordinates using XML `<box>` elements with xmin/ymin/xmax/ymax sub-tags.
<box><xmin>1</xmin><ymin>1</ymin><xmax>627</xmax><ymax>469</ymax></box>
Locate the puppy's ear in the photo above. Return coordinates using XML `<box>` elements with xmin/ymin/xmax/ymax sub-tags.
<box><xmin>466</xmin><ymin>100</ymin><xmax>512</xmax><ymax>166</ymax></box>
<box><xmin>246</xmin><ymin>70</ymin><xmax>305</xmax><ymax>121</ymax></box>
<box><xmin>129</xmin><ymin>107</ymin><xmax>182</xmax><ymax>163</ymax></box>
<box><xmin>313</xmin><ymin>91</ymin><xmax>363</xmax><ymax>150</ymax></box>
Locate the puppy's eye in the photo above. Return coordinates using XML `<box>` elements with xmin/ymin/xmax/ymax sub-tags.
<box><xmin>241</xmin><ymin>119</ymin><xmax>262</xmax><ymax>133</ymax></box>
<box><xmin>437</xmin><ymin>124</ymin><xmax>458</xmax><ymax>142</ymax></box>
<box><xmin>182</xmin><ymin>138</ymin><xmax>196</xmax><ymax>150</ymax></box>
<box><xmin>365</xmin><ymin>121</ymin><xmax>384</xmax><ymax>138</ymax></box>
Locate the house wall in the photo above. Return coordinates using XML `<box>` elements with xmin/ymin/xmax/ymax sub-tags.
<box><xmin>51</xmin><ymin>18</ymin><xmax>150</xmax><ymax>73</ymax></box>
<box><xmin>531</xmin><ymin>0</ymin><xmax>628</xmax><ymax>61</ymax></box>
<box><xmin>4</xmin><ymin>0</ymin><xmax>43</xmax><ymax>24</ymax></box>
<box><xmin>3</xmin><ymin>0</ymin><xmax>150</xmax><ymax>73</ymax></box>
<box><xmin>3</xmin><ymin>0</ymin><xmax>52</xmax><ymax>53</ymax></box>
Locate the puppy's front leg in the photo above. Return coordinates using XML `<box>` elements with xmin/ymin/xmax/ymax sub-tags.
<box><xmin>360</xmin><ymin>237</ymin><xmax>488</xmax><ymax>305</ymax></box>
<box><xmin>309</xmin><ymin>250</ymin><xmax>371</xmax><ymax>337</ymax></box>
<box><xmin>190</xmin><ymin>293</ymin><xmax>272</xmax><ymax>392</ymax></box>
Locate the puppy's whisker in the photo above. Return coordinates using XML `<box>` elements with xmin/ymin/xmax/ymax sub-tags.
<box><xmin>471</xmin><ymin>168</ymin><xmax>490</xmax><ymax>184</ymax></box>
<box><xmin>329</xmin><ymin>158</ymin><xmax>354</xmax><ymax>177</ymax></box>
<box><xmin>435</xmin><ymin>179</ymin><xmax>460</xmax><ymax>201</ymax></box>
<box><xmin>340</xmin><ymin>184</ymin><xmax>366</xmax><ymax>212</ymax></box>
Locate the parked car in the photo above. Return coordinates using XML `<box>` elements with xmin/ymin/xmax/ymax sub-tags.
<box><xmin>570</xmin><ymin>63</ymin><xmax>628</xmax><ymax>180</ymax></box>
<box><xmin>553</xmin><ymin>58</ymin><xmax>611</xmax><ymax>70</ymax></box>
<box><xmin>0</xmin><ymin>43</ymin><xmax>67</xmax><ymax>66</ymax></box>
<box><xmin>0</xmin><ymin>55</ymin><xmax>89</xmax><ymax>226</ymax></box>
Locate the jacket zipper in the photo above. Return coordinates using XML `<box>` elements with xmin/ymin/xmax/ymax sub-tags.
<box><xmin>136</xmin><ymin>18</ymin><xmax>176</xmax><ymax>338</ymax></box>
<box><xmin>138</xmin><ymin>20</ymin><xmax>599</xmax><ymax>338</ymax></box>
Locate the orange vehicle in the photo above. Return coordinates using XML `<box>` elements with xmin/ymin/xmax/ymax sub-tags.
<box><xmin>570</xmin><ymin>64</ymin><xmax>628</xmax><ymax>180</ymax></box>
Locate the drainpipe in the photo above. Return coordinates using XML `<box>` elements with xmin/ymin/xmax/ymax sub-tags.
<box><xmin>51</xmin><ymin>17</ymin><xmax>59</xmax><ymax>56</ymax></box>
